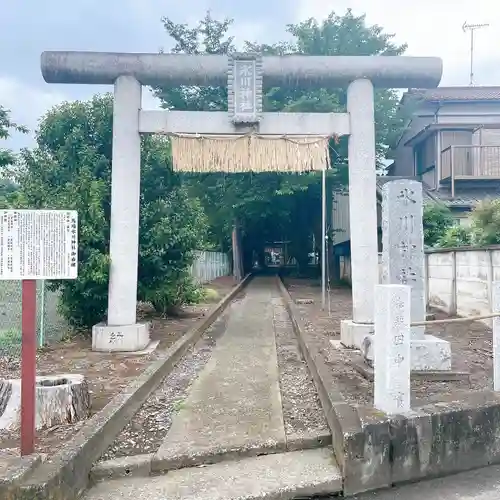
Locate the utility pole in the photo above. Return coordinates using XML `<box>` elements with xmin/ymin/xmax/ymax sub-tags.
<box><xmin>462</xmin><ymin>21</ymin><xmax>489</xmax><ymax>86</ymax></box>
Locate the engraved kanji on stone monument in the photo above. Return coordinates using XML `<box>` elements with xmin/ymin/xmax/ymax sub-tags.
<box><xmin>381</xmin><ymin>180</ymin><xmax>425</xmax><ymax>339</ymax></box>
<box><xmin>227</xmin><ymin>53</ymin><xmax>263</xmax><ymax>124</ymax></box>
<box><xmin>374</xmin><ymin>284</ymin><xmax>411</xmax><ymax>414</ymax></box>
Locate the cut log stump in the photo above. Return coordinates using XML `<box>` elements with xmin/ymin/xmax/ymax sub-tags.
<box><xmin>0</xmin><ymin>374</ymin><xmax>91</xmax><ymax>431</ymax></box>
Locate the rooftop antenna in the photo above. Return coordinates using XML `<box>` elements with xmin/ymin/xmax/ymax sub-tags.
<box><xmin>462</xmin><ymin>21</ymin><xmax>489</xmax><ymax>86</ymax></box>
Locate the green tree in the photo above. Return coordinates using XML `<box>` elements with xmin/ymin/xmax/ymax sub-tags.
<box><xmin>470</xmin><ymin>199</ymin><xmax>500</xmax><ymax>246</ymax></box>
<box><xmin>16</xmin><ymin>95</ymin><xmax>207</xmax><ymax>328</ymax></box>
<box><xmin>257</xmin><ymin>10</ymin><xmax>407</xmax><ymax>166</ymax></box>
<box><xmin>0</xmin><ymin>105</ymin><xmax>28</xmax><ymax>205</ymax></box>
<box><xmin>437</xmin><ymin>225</ymin><xmax>471</xmax><ymax>248</ymax></box>
<box><xmin>0</xmin><ymin>105</ymin><xmax>28</xmax><ymax>169</ymax></box>
<box><xmin>423</xmin><ymin>203</ymin><xmax>454</xmax><ymax>247</ymax></box>
<box><xmin>154</xmin><ymin>10</ymin><xmax>406</xmax><ymax>272</ymax></box>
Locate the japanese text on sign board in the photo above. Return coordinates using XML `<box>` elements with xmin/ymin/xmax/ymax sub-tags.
<box><xmin>0</xmin><ymin>210</ymin><xmax>78</xmax><ymax>280</ymax></box>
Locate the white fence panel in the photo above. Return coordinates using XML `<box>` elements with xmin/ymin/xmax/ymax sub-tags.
<box><xmin>190</xmin><ymin>250</ymin><xmax>231</xmax><ymax>284</ymax></box>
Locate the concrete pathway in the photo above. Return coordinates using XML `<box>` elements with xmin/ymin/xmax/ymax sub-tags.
<box><xmin>85</xmin><ymin>448</ymin><xmax>342</xmax><ymax>500</ymax></box>
<box><xmin>153</xmin><ymin>277</ymin><xmax>286</xmax><ymax>469</ymax></box>
<box><xmin>83</xmin><ymin>276</ymin><xmax>342</xmax><ymax>499</ymax></box>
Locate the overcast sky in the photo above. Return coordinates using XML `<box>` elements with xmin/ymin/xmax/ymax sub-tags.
<box><xmin>1</xmin><ymin>0</ymin><xmax>499</xmax><ymax>150</ymax></box>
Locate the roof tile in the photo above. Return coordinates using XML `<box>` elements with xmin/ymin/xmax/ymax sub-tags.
<box><xmin>375</xmin><ymin>176</ymin><xmax>435</xmax><ymax>202</ymax></box>
<box><xmin>407</xmin><ymin>86</ymin><xmax>500</xmax><ymax>102</ymax></box>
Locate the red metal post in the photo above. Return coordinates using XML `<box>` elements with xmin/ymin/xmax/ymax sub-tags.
<box><xmin>21</xmin><ymin>279</ymin><xmax>37</xmax><ymax>456</ymax></box>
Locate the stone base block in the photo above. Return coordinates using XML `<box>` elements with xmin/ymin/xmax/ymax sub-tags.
<box><xmin>411</xmin><ymin>334</ymin><xmax>451</xmax><ymax>371</ymax></box>
<box><xmin>362</xmin><ymin>333</ymin><xmax>452</xmax><ymax>372</ymax></box>
<box><xmin>340</xmin><ymin>320</ymin><xmax>374</xmax><ymax>349</ymax></box>
<box><xmin>92</xmin><ymin>322</ymin><xmax>150</xmax><ymax>352</ymax></box>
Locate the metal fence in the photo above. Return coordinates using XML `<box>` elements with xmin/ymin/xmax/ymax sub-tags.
<box><xmin>0</xmin><ymin>281</ymin><xmax>67</xmax><ymax>359</ymax></box>
<box><xmin>0</xmin><ymin>250</ymin><xmax>231</xmax><ymax>361</ymax></box>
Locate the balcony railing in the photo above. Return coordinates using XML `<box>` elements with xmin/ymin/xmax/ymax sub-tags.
<box><xmin>440</xmin><ymin>145</ymin><xmax>500</xmax><ymax>197</ymax></box>
<box><xmin>441</xmin><ymin>145</ymin><xmax>500</xmax><ymax>181</ymax></box>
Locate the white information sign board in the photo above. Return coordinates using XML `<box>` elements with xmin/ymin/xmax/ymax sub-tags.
<box><xmin>0</xmin><ymin>210</ymin><xmax>78</xmax><ymax>280</ymax></box>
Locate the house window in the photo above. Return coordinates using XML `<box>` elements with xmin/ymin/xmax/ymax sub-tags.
<box><xmin>415</xmin><ymin>145</ymin><xmax>425</xmax><ymax>174</ymax></box>
<box><xmin>454</xmin><ymin>216</ymin><xmax>471</xmax><ymax>227</ymax></box>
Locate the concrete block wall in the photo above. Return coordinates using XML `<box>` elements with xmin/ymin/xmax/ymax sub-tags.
<box><xmin>426</xmin><ymin>252</ymin><xmax>455</xmax><ymax>313</ymax></box>
<box><xmin>338</xmin><ymin>246</ymin><xmax>500</xmax><ymax>325</ymax></box>
<box><xmin>426</xmin><ymin>246</ymin><xmax>500</xmax><ymax>325</ymax></box>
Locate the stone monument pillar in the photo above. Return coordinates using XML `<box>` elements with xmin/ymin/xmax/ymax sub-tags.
<box><xmin>91</xmin><ymin>75</ymin><xmax>150</xmax><ymax>352</ymax></box>
<box><xmin>381</xmin><ymin>180</ymin><xmax>425</xmax><ymax>338</ymax></box>
<box><xmin>374</xmin><ymin>284</ymin><xmax>411</xmax><ymax>414</ymax></box>
<box><xmin>380</xmin><ymin>179</ymin><xmax>451</xmax><ymax>371</ymax></box>
<box><xmin>340</xmin><ymin>79</ymin><xmax>379</xmax><ymax>348</ymax></box>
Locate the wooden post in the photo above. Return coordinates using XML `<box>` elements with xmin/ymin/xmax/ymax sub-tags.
<box><xmin>450</xmin><ymin>251</ymin><xmax>457</xmax><ymax>316</ymax></box>
<box><xmin>451</xmin><ymin>146</ymin><xmax>455</xmax><ymax>199</ymax></box>
<box><xmin>424</xmin><ymin>252</ymin><xmax>430</xmax><ymax>309</ymax></box>
<box><xmin>232</xmin><ymin>221</ymin><xmax>243</xmax><ymax>282</ymax></box>
<box><xmin>487</xmin><ymin>250</ymin><xmax>494</xmax><ymax>326</ymax></box>
<box><xmin>493</xmin><ymin>282</ymin><xmax>500</xmax><ymax>392</ymax></box>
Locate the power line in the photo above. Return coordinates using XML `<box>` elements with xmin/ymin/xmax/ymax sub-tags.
<box><xmin>462</xmin><ymin>21</ymin><xmax>489</xmax><ymax>86</ymax></box>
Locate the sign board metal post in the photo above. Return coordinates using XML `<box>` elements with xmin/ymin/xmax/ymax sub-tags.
<box><xmin>0</xmin><ymin>209</ymin><xmax>78</xmax><ymax>456</ymax></box>
<box><xmin>321</xmin><ymin>165</ymin><xmax>327</xmax><ymax>310</ymax></box>
<box><xmin>21</xmin><ymin>279</ymin><xmax>37</xmax><ymax>455</ymax></box>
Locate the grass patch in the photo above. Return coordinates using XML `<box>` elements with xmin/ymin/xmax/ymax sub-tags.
<box><xmin>201</xmin><ymin>287</ymin><xmax>220</xmax><ymax>303</ymax></box>
<box><xmin>0</xmin><ymin>328</ymin><xmax>22</xmax><ymax>347</ymax></box>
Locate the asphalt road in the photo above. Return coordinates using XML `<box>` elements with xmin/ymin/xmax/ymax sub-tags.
<box><xmin>354</xmin><ymin>465</ymin><xmax>500</xmax><ymax>500</ymax></box>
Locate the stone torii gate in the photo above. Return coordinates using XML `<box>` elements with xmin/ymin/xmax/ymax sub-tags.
<box><xmin>41</xmin><ymin>51</ymin><xmax>442</xmax><ymax>352</ymax></box>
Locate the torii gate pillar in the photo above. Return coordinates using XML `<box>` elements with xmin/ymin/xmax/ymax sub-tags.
<box><xmin>40</xmin><ymin>52</ymin><xmax>442</xmax><ymax>352</ymax></box>
<box><xmin>339</xmin><ymin>78</ymin><xmax>379</xmax><ymax>348</ymax></box>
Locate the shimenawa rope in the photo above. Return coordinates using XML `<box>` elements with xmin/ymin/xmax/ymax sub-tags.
<box><xmin>168</xmin><ymin>132</ymin><xmax>336</xmax><ymax>173</ymax></box>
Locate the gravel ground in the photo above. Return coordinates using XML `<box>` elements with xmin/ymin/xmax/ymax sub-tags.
<box><xmin>101</xmin><ymin>297</ymin><xmax>238</xmax><ymax>459</ymax></box>
<box><xmin>285</xmin><ymin>278</ymin><xmax>494</xmax><ymax>407</ymax></box>
<box><xmin>272</xmin><ymin>297</ymin><xmax>329</xmax><ymax>438</ymax></box>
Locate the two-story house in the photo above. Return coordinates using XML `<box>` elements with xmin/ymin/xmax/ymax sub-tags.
<box><xmin>389</xmin><ymin>86</ymin><xmax>500</xmax><ymax>224</ymax></box>
<box><xmin>330</xmin><ymin>86</ymin><xmax>500</xmax><ymax>281</ymax></box>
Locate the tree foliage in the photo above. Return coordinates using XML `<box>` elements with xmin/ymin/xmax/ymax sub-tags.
<box><xmin>430</xmin><ymin>200</ymin><xmax>500</xmax><ymax>249</ymax></box>
<box><xmin>423</xmin><ymin>203</ymin><xmax>454</xmax><ymax>247</ymax></box>
<box><xmin>437</xmin><ymin>225</ymin><xmax>471</xmax><ymax>248</ymax></box>
<box><xmin>0</xmin><ymin>105</ymin><xmax>28</xmax><ymax>169</ymax></box>
<box><xmin>0</xmin><ymin>105</ymin><xmax>28</xmax><ymax>205</ymax></box>
<box><xmin>154</xmin><ymin>10</ymin><xmax>408</xmax><ymax>270</ymax></box>
<box><xmin>15</xmin><ymin>95</ymin><xmax>207</xmax><ymax>328</ymax></box>
<box><xmin>469</xmin><ymin>199</ymin><xmax>500</xmax><ymax>246</ymax></box>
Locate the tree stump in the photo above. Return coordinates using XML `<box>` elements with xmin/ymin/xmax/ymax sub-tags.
<box><xmin>0</xmin><ymin>374</ymin><xmax>91</xmax><ymax>431</ymax></box>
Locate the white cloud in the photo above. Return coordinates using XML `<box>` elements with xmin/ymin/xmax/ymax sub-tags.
<box><xmin>296</xmin><ymin>0</ymin><xmax>500</xmax><ymax>85</ymax></box>
<box><xmin>142</xmin><ymin>88</ymin><xmax>162</xmax><ymax>110</ymax></box>
<box><xmin>0</xmin><ymin>75</ymin><xmax>163</xmax><ymax>149</ymax></box>
<box><xmin>0</xmin><ymin>77</ymin><xmax>68</xmax><ymax>130</ymax></box>
<box><xmin>0</xmin><ymin>76</ymin><xmax>70</xmax><ymax>149</ymax></box>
